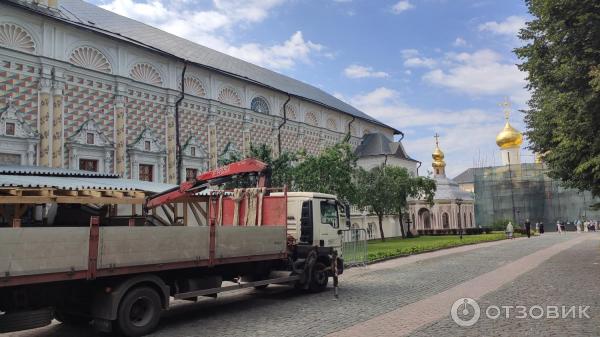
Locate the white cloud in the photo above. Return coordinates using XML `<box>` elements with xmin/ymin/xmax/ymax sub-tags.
<box><xmin>98</xmin><ymin>0</ymin><xmax>324</xmax><ymax>70</ymax></box>
<box><xmin>478</xmin><ymin>15</ymin><xmax>526</xmax><ymax>36</ymax></box>
<box><xmin>391</xmin><ymin>1</ymin><xmax>414</xmax><ymax>14</ymax></box>
<box><xmin>453</xmin><ymin>37</ymin><xmax>467</xmax><ymax>47</ymax></box>
<box><xmin>343</xmin><ymin>64</ymin><xmax>390</xmax><ymax>79</ymax></box>
<box><xmin>403</xmin><ymin>57</ymin><xmax>436</xmax><ymax>68</ymax></box>
<box><xmin>400</xmin><ymin>49</ymin><xmax>419</xmax><ymax>58</ymax></box>
<box><xmin>422</xmin><ymin>49</ymin><xmax>528</xmax><ymax>105</ymax></box>
<box><xmin>400</xmin><ymin>49</ymin><xmax>436</xmax><ymax>68</ymax></box>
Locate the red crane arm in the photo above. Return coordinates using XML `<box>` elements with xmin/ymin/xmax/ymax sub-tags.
<box><xmin>145</xmin><ymin>158</ymin><xmax>269</xmax><ymax>209</ymax></box>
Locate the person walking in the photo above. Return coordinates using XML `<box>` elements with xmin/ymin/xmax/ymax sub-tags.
<box><xmin>506</xmin><ymin>221</ymin><xmax>514</xmax><ymax>239</ymax></box>
<box><xmin>525</xmin><ymin>219</ymin><xmax>531</xmax><ymax>238</ymax></box>
<box><xmin>557</xmin><ymin>220</ymin><xmax>564</xmax><ymax>234</ymax></box>
<box><xmin>539</xmin><ymin>221</ymin><xmax>545</xmax><ymax>234</ymax></box>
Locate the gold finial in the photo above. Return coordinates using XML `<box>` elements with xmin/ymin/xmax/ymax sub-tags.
<box><xmin>499</xmin><ymin>96</ymin><xmax>511</xmax><ymax>121</ymax></box>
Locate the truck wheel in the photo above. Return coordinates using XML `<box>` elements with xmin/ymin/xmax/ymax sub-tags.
<box><xmin>116</xmin><ymin>287</ymin><xmax>162</xmax><ymax>337</ymax></box>
<box><xmin>309</xmin><ymin>262</ymin><xmax>329</xmax><ymax>292</ymax></box>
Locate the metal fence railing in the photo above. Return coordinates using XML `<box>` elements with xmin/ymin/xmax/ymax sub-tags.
<box><xmin>339</xmin><ymin>228</ymin><xmax>368</xmax><ymax>267</ymax></box>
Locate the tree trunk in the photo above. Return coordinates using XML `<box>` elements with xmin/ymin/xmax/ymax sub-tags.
<box><xmin>378</xmin><ymin>213</ymin><xmax>386</xmax><ymax>242</ymax></box>
<box><xmin>398</xmin><ymin>211</ymin><xmax>406</xmax><ymax>238</ymax></box>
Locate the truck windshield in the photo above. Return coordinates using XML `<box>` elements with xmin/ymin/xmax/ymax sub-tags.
<box><xmin>320</xmin><ymin>201</ymin><xmax>339</xmax><ymax>228</ymax></box>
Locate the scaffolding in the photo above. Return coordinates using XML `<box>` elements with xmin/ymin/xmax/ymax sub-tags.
<box><xmin>473</xmin><ymin>163</ymin><xmax>600</xmax><ymax>228</ymax></box>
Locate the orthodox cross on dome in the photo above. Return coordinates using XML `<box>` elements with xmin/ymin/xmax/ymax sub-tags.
<box><xmin>499</xmin><ymin>97</ymin><xmax>512</xmax><ymax>121</ymax></box>
<box><xmin>434</xmin><ymin>132</ymin><xmax>440</xmax><ymax>147</ymax></box>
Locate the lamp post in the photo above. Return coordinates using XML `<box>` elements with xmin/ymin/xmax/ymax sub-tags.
<box><xmin>456</xmin><ymin>198</ymin><xmax>463</xmax><ymax>240</ymax></box>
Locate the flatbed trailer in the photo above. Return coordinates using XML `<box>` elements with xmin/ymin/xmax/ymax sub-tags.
<box><xmin>0</xmin><ymin>160</ymin><xmax>345</xmax><ymax>336</ymax></box>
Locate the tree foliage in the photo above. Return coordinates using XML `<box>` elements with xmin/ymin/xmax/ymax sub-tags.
<box><xmin>354</xmin><ymin>165</ymin><xmax>436</xmax><ymax>241</ymax></box>
<box><xmin>515</xmin><ymin>0</ymin><xmax>600</xmax><ymax>196</ymax></box>
<box><xmin>293</xmin><ymin>142</ymin><xmax>358</xmax><ymax>203</ymax></box>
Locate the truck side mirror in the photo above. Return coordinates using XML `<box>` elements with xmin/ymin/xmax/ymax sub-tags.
<box><xmin>344</xmin><ymin>203</ymin><xmax>351</xmax><ymax>228</ymax></box>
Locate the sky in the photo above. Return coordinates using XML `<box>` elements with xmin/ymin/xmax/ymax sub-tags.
<box><xmin>87</xmin><ymin>0</ymin><xmax>532</xmax><ymax>178</ymax></box>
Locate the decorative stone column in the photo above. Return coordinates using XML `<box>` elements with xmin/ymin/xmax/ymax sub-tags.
<box><xmin>166</xmin><ymin>103</ymin><xmax>177</xmax><ymax>184</ymax></box>
<box><xmin>298</xmin><ymin>126</ymin><xmax>306</xmax><ymax>150</ymax></box>
<box><xmin>51</xmin><ymin>77</ymin><xmax>64</xmax><ymax>168</ymax></box>
<box><xmin>319</xmin><ymin>131</ymin><xmax>325</xmax><ymax>152</ymax></box>
<box><xmin>271</xmin><ymin>120</ymin><xmax>280</xmax><ymax>158</ymax></box>
<box><xmin>207</xmin><ymin>111</ymin><xmax>218</xmax><ymax>170</ymax></box>
<box><xmin>114</xmin><ymin>94</ymin><xmax>126</xmax><ymax>177</ymax></box>
<box><xmin>38</xmin><ymin>76</ymin><xmax>52</xmax><ymax>167</ymax></box>
<box><xmin>242</xmin><ymin>113</ymin><xmax>251</xmax><ymax>157</ymax></box>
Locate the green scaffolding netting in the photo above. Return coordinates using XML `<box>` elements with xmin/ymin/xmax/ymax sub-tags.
<box><xmin>473</xmin><ymin>163</ymin><xmax>600</xmax><ymax>229</ymax></box>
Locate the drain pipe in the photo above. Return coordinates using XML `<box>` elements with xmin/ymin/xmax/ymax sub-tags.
<box><xmin>175</xmin><ymin>62</ymin><xmax>187</xmax><ymax>184</ymax></box>
<box><xmin>344</xmin><ymin>116</ymin><xmax>356</xmax><ymax>143</ymax></box>
<box><xmin>278</xmin><ymin>94</ymin><xmax>291</xmax><ymax>155</ymax></box>
<box><xmin>416</xmin><ymin>160</ymin><xmax>422</xmax><ymax>176</ymax></box>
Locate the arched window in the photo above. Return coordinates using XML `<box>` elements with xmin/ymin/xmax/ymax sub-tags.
<box><xmin>250</xmin><ymin>97</ymin><xmax>269</xmax><ymax>114</ymax></box>
<box><xmin>464</xmin><ymin>213</ymin><xmax>467</xmax><ymax>227</ymax></box>
<box><xmin>470</xmin><ymin>213</ymin><xmax>473</xmax><ymax>227</ymax></box>
<box><xmin>411</xmin><ymin>214</ymin><xmax>415</xmax><ymax>228</ymax></box>
<box><xmin>418</xmin><ymin>208</ymin><xmax>431</xmax><ymax>229</ymax></box>
<box><xmin>442</xmin><ymin>212</ymin><xmax>449</xmax><ymax>229</ymax></box>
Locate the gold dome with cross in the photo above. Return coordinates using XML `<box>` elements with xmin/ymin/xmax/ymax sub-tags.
<box><xmin>495</xmin><ymin>98</ymin><xmax>523</xmax><ymax>149</ymax></box>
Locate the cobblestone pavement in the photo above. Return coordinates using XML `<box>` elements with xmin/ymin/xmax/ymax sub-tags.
<box><xmin>410</xmin><ymin>235</ymin><xmax>600</xmax><ymax>337</ymax></box>
<box><xmin>4</xmin><ymin>234</ymin><xmax>596</xmax><ymax>337</ymax></box>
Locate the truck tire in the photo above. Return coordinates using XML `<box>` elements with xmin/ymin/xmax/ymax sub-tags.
<box><xmin>0</xmin><ymin>308</ymin><xmax>53</xmax><ymax>333</ymax></box>
<box><xmin>116</xmin><ymin>287</ymin><xmax>162</xmax><ymax>337</ymax></box>
<box><xmin>309</xmin><ymin>262</ymin><xmax>329</xmax><ymax>292</ymax></box>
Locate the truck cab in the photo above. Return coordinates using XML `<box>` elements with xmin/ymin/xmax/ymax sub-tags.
<box><xmin>274</xmin><ymin>192</ymin><xmax>345</xmax><ymax>250</ymax></box>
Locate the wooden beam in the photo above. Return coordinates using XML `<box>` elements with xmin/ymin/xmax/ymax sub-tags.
<box><xmin>183</xmin><ymin>202</ymin><xmax>188</xmax><ymax>226</ymax></box>
<box><xmin>188</xmin><ymin>201</ymin><xmax>203</xmax><ymax>226</ymax></box>
<box><xmin>160</xmin><ymin>204</ymin><xmax>174</xmax><ymax>224</ymax></box>
<box><xmin>80</xmin><ymin>190</ymin><xmax>102</xmax><ymax>198</ymax></box>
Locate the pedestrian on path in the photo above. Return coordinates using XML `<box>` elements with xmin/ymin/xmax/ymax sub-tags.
<box><xmin>576</xmin><ymin>219</ymin><xmax>582</xmax><ymax>233</ymax></box>
<box><xmin>539</xmin><ymin>222</ymin><xmax>545</xmax><ymax>234</ymax></box>
<box><xmin>506</xmin><ymin>221</ymin><xmax>514</xmax><ymax>239</ymax></box>
<box><xmin>557</xmin><ymin>220</ymin><xmax>563</xmax><ymax>234</ymax></box>
<box><xmin>525</xmin><ymin>219</ymin><xmax>531</xmax><ymax>238</ymax></box>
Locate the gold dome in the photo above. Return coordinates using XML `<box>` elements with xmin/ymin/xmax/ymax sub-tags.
<box><xmin>432</xmin><ymin>134</ymin><xmax>446</xmax><ymax>168</ymax></box>
<box><xmin>496</xmin><ymin>121</ymin><xmax>523</xmax><ymax>149</ymax></box>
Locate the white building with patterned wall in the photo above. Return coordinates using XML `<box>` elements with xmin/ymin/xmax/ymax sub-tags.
<box><xmin>0</xmin><ymin>0</ymin><xmax>399</xmax><ymax>184</ymax></box>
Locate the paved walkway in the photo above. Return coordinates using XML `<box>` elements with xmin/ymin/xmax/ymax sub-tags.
<box><xmin>5</xmin><ymin>233</ymin><xmax>598</xmax><ymax>337</ymax></box>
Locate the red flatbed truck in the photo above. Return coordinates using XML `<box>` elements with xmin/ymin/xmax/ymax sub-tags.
<box><xmin>0</xmin><ymin>159</ymin><xmax>346</xmax><ymax>336</ymax></box>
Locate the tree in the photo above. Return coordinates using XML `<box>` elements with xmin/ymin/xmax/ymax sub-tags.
<box><xmin>515</xmin><ymin>0</ymin><xmax>600</xmax><ymax>196</ymax></box>
<box><xmin>355</xmin><ymin>165</ymin><xmax>437</xmax><ymax>241</ymax></box>
<box><xmin>386</xmin><ymin>167</ymin><xmax>436</xmax><ymax>238</ymax></box>
<box><xmin>293</xmin><ymin>143</ymin><xmax>358</xmax><ymax>203</ymax></box>
<box><xmin>354</xmin><ymin>165</ymin><xmax>396</xmax><ymax>241</ymax></box>
<box><xmin>248</xmin><ymin>143</ymin><xmax>296</xmax><ymax>188</ymax></box>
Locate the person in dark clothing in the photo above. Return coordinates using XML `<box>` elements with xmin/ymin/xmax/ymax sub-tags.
<box><xmin>525</xmin><ymin>219</ymin><xmax>531</xmax><ymax>238</ymax></box>
<box><xmin>539</xmin><ymin>222</ymin><xmax>544</xmax><ymax>234</ymax></box>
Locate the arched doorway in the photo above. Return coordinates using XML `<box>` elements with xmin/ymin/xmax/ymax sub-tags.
<box><xmin>442</xmin><ymin>212</ymin><xmax>450</xmax><ymax>229</ymax></box>
<box><xmin>418</xmin><ymin>208</ymin><xmax>431</xmax><ymax>229</ymax></box>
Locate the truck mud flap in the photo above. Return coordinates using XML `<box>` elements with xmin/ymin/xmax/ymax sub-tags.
<box><xmin>0</xmin><ymin>307</ymin><xmax>53</xmax><ymax>333</ymax></box>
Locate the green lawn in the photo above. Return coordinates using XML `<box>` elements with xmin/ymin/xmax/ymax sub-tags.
<box><xmin>366</xmin><ymin>233</ymin><xmax>509</xmax><ymax>262</ymax></box>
